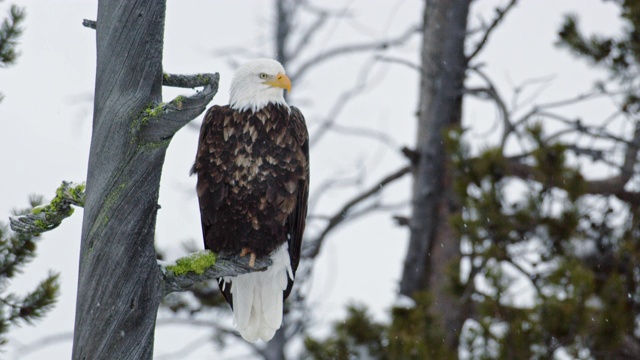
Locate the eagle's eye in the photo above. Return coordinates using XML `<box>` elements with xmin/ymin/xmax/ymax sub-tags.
<box><xmin>258</xmin><ymin>73</ymin><xmax>269</xmax><ymax>79</ymax></box>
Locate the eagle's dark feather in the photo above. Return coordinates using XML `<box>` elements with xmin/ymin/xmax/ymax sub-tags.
<box><xmin>192</xmin><ymin>103</ymin><xmax>309</xmax><ymax>307</ymax></box>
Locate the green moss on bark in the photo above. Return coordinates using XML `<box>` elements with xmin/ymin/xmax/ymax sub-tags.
<box><xmin>166</xmin><ymin>251</ymin><xmax>217</xmax><ymax>275</ymax></box>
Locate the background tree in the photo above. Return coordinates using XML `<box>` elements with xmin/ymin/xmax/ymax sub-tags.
<box><xmin>306</xmin><ymin>0</ymin><xmax>640</xmax><ymax>358</ymax></box>
<box><xmin>0</xmin><ymin>2</ymin><xmax>60</xmax><ymax>350</ymax></box>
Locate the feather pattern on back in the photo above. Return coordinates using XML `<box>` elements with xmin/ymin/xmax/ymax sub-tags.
<box><xmin>193</xmin><ymin>99</ymin><xmax>309</xmax><ymax>342</ymax></box>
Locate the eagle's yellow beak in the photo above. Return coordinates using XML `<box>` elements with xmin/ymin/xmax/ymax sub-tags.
<box><xmin>267</xmin><ymin>73</ymin><xmax>291</xmax><ymax>93</ymax></box>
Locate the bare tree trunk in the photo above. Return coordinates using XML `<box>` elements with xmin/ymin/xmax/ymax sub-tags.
<box><xmin>399</xmin><ymin>0</ymin><xmax>471</xmax><ymax>351</ymax></box>
<box><xmin>261</xmin><ymin>325</ymin><xmax>287</xmax><ymax>360</ymax></box>
<box><xmin>71</xmin><ymin>1</ymin><xmax>167</xmax><ymax>359</ymax></box>
<box><xmin>275</xmin><ymin>0</ymin><xmax>292</xmax><ymax>67</ymax></box>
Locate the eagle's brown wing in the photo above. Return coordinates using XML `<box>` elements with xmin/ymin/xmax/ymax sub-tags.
<box><xmin>192</xmin><ymin>105</ymin><xmax>229</xmax><ymax>248</ymax></box>
<box><xmin>192</xmin><ymin>105</ymin><xmax>235</xmax><ymax>305</ymax></box>
<box><xmin>284</xmin><ymin>106</ymin><xmax>309</xmax><ymax>300</ymax></box>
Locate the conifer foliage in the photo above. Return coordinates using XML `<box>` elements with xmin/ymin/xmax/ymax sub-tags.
<box><xmin>0</xmin><ymin>197</ymin><xmax>60</xmax><ymax>347</ymax></box>
<box><xmin>0</xmin><ymin>1</ymin><xmax>24</xmax><ymax>66</ymax></box>
<box><xmin>0</xmin><ymin>2</ymin><xmax>60</xmax><ymax>348</ymax></box>
<box><xmin>0</xmin><ymin>0</ymin><xmax>25</xmax><ymax>102</ymax></box>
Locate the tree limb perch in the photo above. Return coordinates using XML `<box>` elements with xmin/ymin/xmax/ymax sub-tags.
<box><xmin>9</xmin><ymin>181</ymin><xmax>85</xmax><ymax>236</ymax></box>
<box><xmin>139</xmin><ymin>73</ymin><xmax>220</xmax><ymax>143</ymax></box>
<box><xmin>159</xmin><ymin>251</ymin><xmax>272</xmax><ymax>297</ymax></box>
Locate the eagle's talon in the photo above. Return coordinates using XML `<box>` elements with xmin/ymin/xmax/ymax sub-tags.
<box><xmin>240</xmin><ymin>247</ymin><xmax>251</xmax><ymax>257</ymax></box>
<box><xmin>240</xmin><ymin>247</ymin><xmax>257</xmax><ymax>267</ymax></box>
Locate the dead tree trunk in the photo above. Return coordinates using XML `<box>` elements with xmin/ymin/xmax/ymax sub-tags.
<box><xmin>399</xmin><ymin>0</ymin><xmax>471</xmax><ymax>351</ymax></box>
<box><xmin>72</xmin><ymin>2</ymin><xmax>166</xmax><ymax>358</ymax></box>
<box><xmin>71</xmin><ymin>1</ymin><xmax>219</xmax><ymax>358</ymax></box>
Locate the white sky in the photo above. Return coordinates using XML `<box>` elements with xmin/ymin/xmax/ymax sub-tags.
<box><xmin>0</xmin><ymin>0</ymin><xmax>622</xmax><ymax>359</ymax></box>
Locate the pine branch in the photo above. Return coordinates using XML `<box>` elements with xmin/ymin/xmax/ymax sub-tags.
<box><xmin>0</xmin><ymin>4</ymin><xmax>26</xmax><ymax>67</ymax></box>
<box><xmin>1</xmin><ymin>191</ymin><xmax>62</xmax><ymax>347</ymax></box>
<box><xmin>0</xmin><ymin>196</ymin><xmax>48</xmax><ymax>278</ymax></box>
<box><xmin>5</xmin><ymin>272</ymin><xmax>60</xmax><ymax>324</ymax></box>
<box><xmin>9</xmin><ymin>181</ymin><xmax>85</xmax><ymax>236</ymax></box>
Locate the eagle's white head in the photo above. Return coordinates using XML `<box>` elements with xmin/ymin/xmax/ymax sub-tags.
<box><xmin>229</xmin><ymin>58</ymin><xmax>291</xmax><ymax>113</ymax></box>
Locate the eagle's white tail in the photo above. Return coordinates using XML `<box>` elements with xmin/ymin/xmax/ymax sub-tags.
<box><xmin>226</xmin><ymin>243</ymin><xmax>293</xmax><ymax>342</ymax></box>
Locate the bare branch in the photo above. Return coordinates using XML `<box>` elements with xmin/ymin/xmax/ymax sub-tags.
<box><xmin>500</xmin><ymin>257</ymin><xmax>543</xmax><ymax>297</ymax></box>
<box><xmin>303</xmin><ymin>164</ymin><xmax>411</xmax><ymax>259</ymax></box>
<box><xmin>376</xmin><ymin>55</ymin><xmax>421</xmax><ymax>72</ymax></box>
<box><xmin>308</xmin><ymin>171</ymin><xmax>363</xmax><ymax>215</ymax></box>
<box><xmin>309</xmin><ymin>59</ymin><xmax>378</xmax><ymax>148</ymax></box>
<box><xmin>466</xmin><ymin>0</ymin><xmax>518</xmax><ymax>62</ymax></box>
<box><xmin>586</xmin><ymin>121</ymin><xmax>640</xmax><ymax>193</ymax></box>
<box><xmin>82</xmin><ymin>19</ymin><xmax>96</xmax><ymax>29</ymax></box>
<box><xmin>139</xmin><ymin>73</ymin><xmax>219</xmax><ymax>143</ymax></box>
<box><xmin>289</xmin><ymin>10</ymin><xmax>329</xmax><ymax>56</ymax></box>
<box><xmin>322</xmin><ymin>123</ymin><xmax>400</xmax><ymax>149</ymax></box>
<box><xmin>535</xmin><ymin>110</ymin><xmax>631</xmax><ymax>145</ymax></box>
<box><xmin>9</xmin><ymin>181</ymin><xmax>85</xmax><ymax>235</ymax></box>
<box><xmin>290</xmin><ymin>24</ymin><xmax>420</xmax><ymax>82</ymax></box>
<box><xmin>524</xmin><ymin>87</ymin><xmax>615</xmax><ymax>115</ymax></box>
<box><xmin>467</xmin><ymin>66</ymin><xmax>512</xmax><ymax>147</ymax></box>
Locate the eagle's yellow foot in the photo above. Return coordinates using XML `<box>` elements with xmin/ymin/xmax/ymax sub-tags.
<box><xmin>240</xmin><ymin>247</ymin><xmax>257</xmax><ymax>268</ymax></box>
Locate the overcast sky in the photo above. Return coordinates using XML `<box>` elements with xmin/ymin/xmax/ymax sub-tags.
<box><xmin>0</xmin><ymin>0</ymin><xmax>621</xmax><ymax>359</ymax></box>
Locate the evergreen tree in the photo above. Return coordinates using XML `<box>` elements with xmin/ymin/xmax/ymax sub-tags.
<box><xmin>0</xmin><ymin>1</ymin><xmax>25</xmax><ymax>102</ymax></box>
<box><xmin>0</xmin><ymin>198</ymin><xmax>60</xmax><ymax>347</ymax></box>
<box><xmin>0</xmin><ymin>2</ymin><xmax>60</xmax><ymax>349</ymax></box>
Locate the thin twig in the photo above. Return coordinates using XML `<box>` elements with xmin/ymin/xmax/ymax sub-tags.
<box><xmin>376</xmin><ymin>55</ymin><xmax>421</xmax><ymax>72</ymax></box>
<box><xmin>466</xmin><ymin>0</ymin><xmax>518</xmax><ymax>62</ymax></box>
<box><xmin>467</xmin><ymin>66</ymin><xmax>512</xmax><ymax>148</ymax></box>
<box><xmin>309</xmin><ymin>58</ymin><xmax>380</xmax><ymax>148</ymax></box>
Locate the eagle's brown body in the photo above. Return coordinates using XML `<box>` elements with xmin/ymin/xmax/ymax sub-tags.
<box><xmin>193</xmin><ymin>103</ymin><xmax>309</xmax><ymax>303</ymax></box>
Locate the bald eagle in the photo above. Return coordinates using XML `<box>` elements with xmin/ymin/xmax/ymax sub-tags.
<box><xmin>192</xmin><ymin>59</ymin><xmax>309</xmax><ymax>342</ymax></box>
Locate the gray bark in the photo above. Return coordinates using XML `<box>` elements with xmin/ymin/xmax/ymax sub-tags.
<box><xmin>71</xmin><ymin>1</ymin><xmax>219</xmax><ymax>359</ymax></box>
<box><xmin>399</xmin><ymin>0</ymin><xmax>471</xmax><ymax>350</ymax></box>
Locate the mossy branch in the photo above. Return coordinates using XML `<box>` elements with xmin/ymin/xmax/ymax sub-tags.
<box><xmin>9</xmin><ymin>181</ymin><xmax>85</xmax><ymax>236</ymax></box>
<box><xmin>137</xmin><ymin>72</ymin><xmax>219</xmax><ymax>144</ymax></box>
<box><xmin>159</xmin><ymin>250</ymin><xmax>272</xmax><ymax>297</ymax></box>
